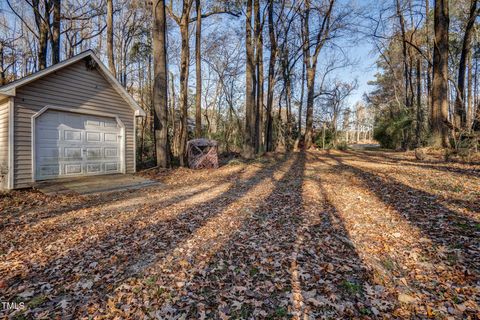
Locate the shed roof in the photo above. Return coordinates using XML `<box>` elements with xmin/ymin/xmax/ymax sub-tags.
<box><xmin>0</xmin><ymin>50</ymin><xmax>146</xmax><ymax>116</ymax></box>
<box><xmin>187</xmin><ymin>139</ymin><xmax>218</xmax><ymax>147</ymax></box>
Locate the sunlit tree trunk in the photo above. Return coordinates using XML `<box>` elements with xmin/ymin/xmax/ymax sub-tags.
<box><xmin>303</xmin><ymin>0</ymin><xmax>334</xmax><ymax>149</ymax></box>
<box><xmin>467</xmin><ymin>49</ymin><xmax>474</xmax><ymax>129</ymax></box>
<box><xmin>254</xmin><ymin>0</ymin><xmax>264</xmax><ymax>153</ymax></box>
<box><xmin>265</xmin><ymin>0</ymin><xmax>276</xmax><ymax>152</ymax></box>
<box><xmin>31</xmin><ymin>0</ymin><xmax>49</xmax><ymax>70</ymax></box>
<box><xmin>178</xmin><ymin>8</ymin><xmax>190</xmax><ymax>166</ymax></box>
<box><xmin>107</xmin><ymin>0</ymin><xmax>116</xmax><ymax>77</ymax></box>
<box><xmin>431</xmin><ymin>0</ymin><xmax>450</xmax><ymax>147</ymax></box>
<box><xmin>194</xmin><ymin>0</ymin><xmax>202</xmax><ymax>138</ymax></box>
<box><xmin>51</xmin><ymin>0</ymin><xmax>61</xmax><ymax>64</ymax></box>
<box><xmin>244</xmin><ymin>0</ymin><xmax>256</xmax><ymax>158</ymax></box>
<box><xmin>153</xmin><ymin>0</ymin><xmax>170</xmax><ymax>168</ymax></box>
<box><xmin>416</xmin><ymin>58</ymin><xmax>423</xmax><ymax>146</ymax></box>
<box><xmin>455</xmin><ymin>0</ymin><xmax>477</xmax><ymax>130</ymax></box>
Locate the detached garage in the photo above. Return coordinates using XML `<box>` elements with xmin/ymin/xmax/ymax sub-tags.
<box><xmin>0</xmin><ymin>50</ymin><xmax>145</xmax><ymax>190</ymax></box>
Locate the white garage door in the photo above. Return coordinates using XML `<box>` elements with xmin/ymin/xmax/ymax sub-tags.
<box><xmin>35</xmin><ymin>110</ymin><xmax>123</xmax><ymax>180</ymax></box>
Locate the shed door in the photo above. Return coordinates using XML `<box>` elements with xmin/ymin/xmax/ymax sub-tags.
<box><xmin>35</xmin><ymin>110</ymin><xmax>123</xmax><ymax>180</ymax></box>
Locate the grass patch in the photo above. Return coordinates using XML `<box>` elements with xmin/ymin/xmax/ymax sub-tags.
<box><xmin>249</xmin><ymin>267</ymin><xmax>259</xmax><ymax>277</ymax></box>
<box><xmin>231</xmin><ymin>304</ymin><xmax>253</xmax><ymax>319</ymax></box>
<box><xmin>27</xmin><ymin>295</ymin><xmax>47</xmax><ymax>308</ymax></box>
<box><xmin>254</xmin><ymin>157</ymin><xmax>273</xmax><ymax>164</ymax></box>
<box><xmin>359</xmin><ymin>307</ymin><xmax>372</xmax><ymax>315</ymax></box>
<box><xmin>446</xmin><ymin>253</ymin><xmax>458</xmax><ymax>265</ymax></box>
<box><xmin>341</xmin><ymin>280</ymin><xmax>362</xmax><ymax>295</ymax></box>
<box><xmin>381</xmin><ymin>257</ymin><xmax>396</xmax><ymax>271</ymax></box>
<box><xmin>456</xmin><ymin>222</ymin><xmax>470</xmax><ymax>231</ymax></box>
<box><xmin>227</xmin><ymin>159</ymin><xmax>244</xmax><ymax>166</ymax></box>
<box><xmin>274</xmin><ymin>306</ymin><xmax>288</xmax><ymax>318</ymax></box>
<box><xmin>144</xmin><ymin>276</ymin><xmax>158</xmax><ymax>287</ymax></box>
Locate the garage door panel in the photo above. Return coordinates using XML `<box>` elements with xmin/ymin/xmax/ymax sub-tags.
<box><xmin>104</xmin><ymin>120</ymin><xmax>118</xmax><ymax>128</ymax></box>
<box><xmin>86</xmin><ymin>163</ymin><xmax>102</xmax><ymax>173</ymax></box>
<box><xmin>104</xmin><ymin>133</ymin><xmax>118</xmax><ymax>142</ymax></box>
<box><xmin>65</xmin><ymin>163</ymin><xmax>83</xmax><ymax>175</ymax></box>
<box><xmin>64</xmin><ymin>130</ymin><xmax>82</xmax><ymax>142</ymax></box>
<box><xmin>85</xmin><ymin>119</ymin><xmax>101</xmax><ymax>127</ymax></box>
<box><xmin>86</xmin><ymin>132</ymin><xmax>102</xmax><ymax>142</ymax></box>
<box><xmin>86</xmin><ymin>148</ymin><xmax>102</xmax><ymax>160</ymax></box>
<box><xmin>104</xmin><ymin>148</ymin><xmax>118</xmax><ymax>158</ymax></box>
<box><xmin>35</xmin><ymin>110</ymin><xmax>122</xmax><ymax>180</ymax></box>
<box><xmin>105</xmin><ymin>162</ymin><xmax>119</xmax><ymax>172</ymax></box>
<box><xmin>64</xmin><ymin>147</ymin><xmax>82</xmax><ymax>159</ymax></box>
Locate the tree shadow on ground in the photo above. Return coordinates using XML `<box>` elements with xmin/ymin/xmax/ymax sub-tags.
<box><xmin>326</xmin><ymin>152</ymin><xmax>479</xmax><ymax>276</ymax></box>
<box><xmin>164</xmin><ymin>152</ymin><xmax>375</xmax><ymax>319</ymax></box>
<box><xmin>344</xmin><ymin>149</ymin><xmax>480</xmax><ymax>178</ymax></box>
<box><xmin>340</xmin><ymin>150</ymin><xmax>480</xmax><ymax>213</ymax></box>
<box><xmin>0</xmin><ymin>165</ymin><xmax>250</xmax><ymax>230</ymax></box>
<box><xmin>0</xmin><ymin>155</ymin><xmax>291</xmax><ymax>319</ymax></box>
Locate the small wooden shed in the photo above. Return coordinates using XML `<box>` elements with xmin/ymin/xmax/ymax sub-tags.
<box><xmin>0</xmin><ymin>50</ymin><xmax>145</xmax><ymax>190</ymax></box>
<box><xmin>187</xmin><ymin>139</ymin><xmax>219</xmax><ymax>169</ymax></box>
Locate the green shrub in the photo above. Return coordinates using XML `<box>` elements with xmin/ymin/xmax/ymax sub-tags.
<box><xmin>373</xmin><ymin>112</ymin><xmax>412</xmax><ymax>149</ymax></box>
<box><xmin>337</xmin><ymin>141</ymin><xmax>348</xmax><ymax>150</ymax></box>
<box><xmin>313</xmin><ymin>128</ymin><xmax>334</xmax><ymax>149</ymax></box>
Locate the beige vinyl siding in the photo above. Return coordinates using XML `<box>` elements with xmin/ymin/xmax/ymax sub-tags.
<box><xmin>0</xmin><ymin>98</ymin><xmax>9</xmax><ymax>189</ymax></box>
<box><xmin>13</xmin><ymin>59</ymin><xmax>135</xmax><ymax>188</ymax></box>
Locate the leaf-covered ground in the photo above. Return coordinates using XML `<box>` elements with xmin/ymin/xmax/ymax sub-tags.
<box><xmin>0</xmin><ymin>150</ymin><xmax>479</xmax><ymax>319</ymax></box>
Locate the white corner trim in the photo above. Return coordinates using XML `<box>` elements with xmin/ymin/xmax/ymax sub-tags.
<box><xmin>8</xmin><ymin>97</ymin><xmax>14</xmax><ymax>189</ymax></box>
<box><xmin>134</xmin><ymin>110</ymin><xmax>145</xmax><ymax>116</ymax></box>
<box><xmin>133</xmin><ymin>115</ymin><xmax>137</xmax><ymax>173</ymax></box>
<box><xmin>31</xmin><ymin>105</ymin><xmax>127</xmax><ymax>182</ymax></box>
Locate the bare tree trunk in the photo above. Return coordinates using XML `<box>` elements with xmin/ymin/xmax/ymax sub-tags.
<box><xmin>298</xmin><ymin>59</ymin><xmax>305</xmax><ymax>137</ymax></box>
<box><xmin>302</xmin><ymin>2</ymin><xmax>314</xmax><ymax>149</ymax></box>
<box><xmin>244</xmin><ymin>0</ymin><xmax>256</xmax><ymax>158</ymax></box>
<box><xmin>0</xmin><ymin>45</ymin><xmax>5</xmax><ymax>86</ymax></box>
<box><xmin>467</xmin><ymin>47</ymin><xmax>474</xmax><ymax>129</ymax></box>
<box><xmin>302</xmin><ymin>0</ymin><xmax>334</xmax><ymax>149</ymax></box>
<box><xmin>32</xmin><ymin>0</ymin><xmax>49</xmax><ymax>70</ymax></box>
<box><xmin>194</xmin><ymin>0</ymin><xmax>202</xmax><ymax>138</ymax></box>
<box><xmin>304</xmin><ymin>67</ymin><xmax>315</xmax><ymax>149</ymax></box>
<box><xmin>265</xmin><ymin>0</ymin><xmax>276</xmax><ymax>152</ymax></box>
<box><xmin>107</xmin><ymin>0</ymin><xmax>116</xmax><ymax>77</ymax></box>
<box><xmin>396</xmin><ymin>0</ymin><xmax>411</xmax><ymax>108</ymax></box>
<box><xmin>169</xmin><ymin>71</ymin><xmax>178</xmax><ymax>156</ymax></box>
<box><xmin>254</xmin><ymin>0</ymin><xmax>263</xmax><ymax>153</ymax></box>
<box><xmin>153</xmin><ymin>0</ymin><xmax>170</xmax><ymax>168</ymax></box>
<box><xmin>179</xmin><ymin>11</ymin><xmax>190</xmax><ymax>166</ymax></box>
<box><xmin>431</xmin><ymin>0</ymin><xmax>450</xmax><ymax>147</ymax></box>
<box><xmin>426</xmin><ymin>0</ymin><xmax>433</xmax><ymax>116</ymax></box>
<box><xmin>455</xmin><ymin>0</ymin><xmax>477</xmax><ymax>129</ymax></box>
<box><xmin>416</xmin><ymin>58</ymin><xmax>423</xmax><ymax>146</ymax></box>
<box><xmin>282</xmin><ymin>49</ymin><xmax>293</xmax><ymax>150</ymax></box>
<box><xmin>51</xmin><ymin>0</ymin><xmax>61</xmax><ymax>64</ymax></box>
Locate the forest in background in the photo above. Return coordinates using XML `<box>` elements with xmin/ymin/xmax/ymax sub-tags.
<box><xmin>1</xmin><ymin>0</ymin><xmax>479</xmax><ymax>167</ymax></box>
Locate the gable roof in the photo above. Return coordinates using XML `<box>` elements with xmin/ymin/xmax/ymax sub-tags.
<box><xmin>0</xmin><ymin>50</ymin><xmax>146</xmax><ymax>116</ymax></box>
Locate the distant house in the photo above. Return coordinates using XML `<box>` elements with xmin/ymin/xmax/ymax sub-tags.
<box><xmin>0</xmin><ymin>50</ymin><xmax>145</xmax><ymax>190</ymax></box>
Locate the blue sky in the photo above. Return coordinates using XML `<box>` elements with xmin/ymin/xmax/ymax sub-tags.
<box><xmin>342</xmin><ymin>41</ymin><xmax>378</xmax><ymax>105</ymax></box>
<box><xmin>331</xmin><ymin>0</ymin><xmax>380</xmax><ymax>106</ymax></box>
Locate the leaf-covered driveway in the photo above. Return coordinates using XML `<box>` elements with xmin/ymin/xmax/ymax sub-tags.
<box><xmin>1</xmin><ymin>150</ymin><xmax>479</xmax><ymax>319</ymax></box>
